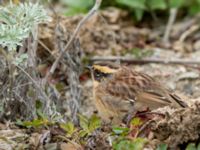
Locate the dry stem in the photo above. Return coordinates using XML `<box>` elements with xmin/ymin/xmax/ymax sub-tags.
<box><xmin>90</xmin><ymin>56</ymin><xmax>200</xmax><ymax>65</ymax></box>
<box><xmin>163</xmin><ymin>8</ymin><xmax>177</xmax><ymax>43</ymax></box>
<box><xmin>15</xmin><ymin>65</ymin><xmax>52</xmax><ymax>115</ymax></box>
<box><xmin>178</xmin><ymin>24</ymin><xmax>200</xmax><ymax>43</ymax></box>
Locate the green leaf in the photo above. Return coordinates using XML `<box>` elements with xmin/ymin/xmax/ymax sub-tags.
<box><xmin>15</xmin><ymin>119</ymin><xmax>24</xmax><ymax>126</ymax></box>
<box><xmin>147</xmin><ymin>0</ymin><xmax>167</xmax><ymax>10</ymax></box>
<box><xmin>186</xmin><ymin>143</ymin><xmax>197</xmax><ymax>150</ymax></box>
<box><xmin>116</xmin><ymin>0</ymin><xmax>146</xmax><ymax>9</ymax></box>
<box><xmin>113</xmin><ymin>140</ymin><xmax>132</xmax><ymax>150</ymax></box>
<box><xmin>197</xmin><ymin>143</ymin><xmax>200</xmax><ymax>150</ymax></box>
<box><xmin>78</xmin><ymin>115</ymin><xmax>89</xmax><ymax>131</ymax></box>
<box><xmin>169</xmin><ymin>0</ymin><xmax>184</xmax><ymax>8</ymax></box>
<box><xmin>112</xmin><ymin>126</ymin><xmax>129</xmax><ymax>135</ymax></box>
<box><xmin>133</xmin><ymin>138</ymin><xmax>148</xmax><ymax>150</ymax></box>
<box><xmin>55</xmin><ymin>83</ymin><xmax>65</xmax><ymax>92</ymax></box>
<box><xmin>65</xmin><ymin>7</ymin><xmax>88</xmax><ymax>16</ymax></box>
<box><xmin>36</xmin><ymin>100</ymin><xmax>43</xmax><ymax>110</ymax></box>
<box><xmin>60</xmin><ymin>122</ymin><xmax>76</xmax><ymax>136</ymax></box>
<box><xmin>35</xmin><ymin>100</ymin><xmax>47</xmax><ymax>120</ymax></box>
<box><xmin>17</xmin><ymin>119</ymin><xmax>49</xmax><ymax>128</ymax></box>
<box><xmin>36</xmin><ymin>110</ymin><xmax>47</xmax><ymax>120</ymax></box>
<box><xmin>113</xmin><ymin>138</ymin><xmax>147</xmax><ymax>150</ymax></box>
<box><xmin>189</xmin><ymin>4</ymin><xmax>200</xmax><ymax>15</ymax></box>
<box><xmin>0</xmin><ymin>11</ymin><xmax>14</xmax><ymax>25</ymax></box>
<box><xmin>14</xmin><ymin>53</ymin><xmax>28</xmax><ymax>65</ymax></box>
<box><xmin>88</xmin><ymin>115</ymin><xmax>101</xmax><ymax>133</ymax></box>
<box><xmin>134</xmin><ymin>9</ymin><xmax>144</xmax><ymax>21</ymax></box>
<box><xmin>156</xmin><ymin>143</ymin><xmax>168</xmax><ymax>150</ymax></box>
<box><xmin>78</xmin><ymin>130</ymin><xmax>88</xmax><ymax>138</ymax></box>
<box><xmin>131</xmin><ymin>117</ymin><xmax>143</xmax><ymax>126</ymax></box>
<box><xmin>61</xmin><ymin>0</ymin><xmax>93</xmax><ymax>9</ymax></box>
<box><xmin>0</xmin><ymin>3</ymin><xmax>50</xmax><ymax>51</ymax></box>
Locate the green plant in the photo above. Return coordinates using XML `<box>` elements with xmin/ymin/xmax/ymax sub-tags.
<box><xmin>60</xmin><ymin>121</ymin><xmax>77</xmax><ymax>137</ymax></box>
<box><xmin>186</xmin><ymin>143</ymin><xmax>200</xmax><ymax>150</ymax></box>
<box><xmin>113</xmin><ymin>138</ymin><xmax>148</xmax><ymax>150</ymax></box>
<box><xmin>112</xmin><ymin>126</ymin><xmax>130</xmax><ymax>136</ymax></box>
<box><xmin>0</xmin><ymin>2</ymin><xmax>50</xmax><ymax>51</ymax></box>
<box><xmin>0</xmin><ymin>2</ymin><xmax>51</xmax><ymax>121</ymax></box>
<box><xmin>78</xmin><ymin>114</ymin><xmax>101</xmax><ymax>137</ymax></box>
<box><xmin>14</xmin><ymin>54</ymin><xmax>28</xmax><ymax>66</ymax></box>
<box><xmin>130</xmin><ymin>117</ymin><xmax>143</xmax><ymax>126</ymax></box>
<box><xmin>16</xmin><ymin>100</ymin><xmax>52</xmax><ymax>128</ymax></box>
<box><xmin>186</xmin><ymin>143</ymin><xmax>196</xmax><ymax>150</ymax></box>
<box><xmin>16</xmin><ymin>118</ymin><xmax>50</xmax><ymax>128</ymax></box>
<box><xmin>60</xmin><ymin>114</ymin><xmax>101</xmax><ymax>140</ymax></box>
<box><xmin>114</xmin><ymin>0</ymin><xmax>182</xmax><ymax>21</ymax></box>
<box><xmin>156</xmin><ymin>143</ymin><xmax>168</xmax><ymax>150</ymax></box>
<box><xmin>62</xmin><ymin>0</ymin><xmax>200</xmax><ymax>21</ymax></box>
<box><xmin>62</xmin><ymin>0</ymin><xmax>94</xmax><ymax>16</ymax></box>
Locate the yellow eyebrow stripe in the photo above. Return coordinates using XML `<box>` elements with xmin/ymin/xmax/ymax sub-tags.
<box><xmin>93</xmin><ymin>65</ymin><xmax>118</xmax><ymax>74</ymax></box>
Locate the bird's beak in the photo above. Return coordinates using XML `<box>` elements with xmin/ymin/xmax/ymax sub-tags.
<box><xmin>85</xmin><ymin>65</ymin><xmax>92</xmax><ymax>71</ymax></box>
<box><xmin>85</xmin><ymin>65</ymin><xmax>95</xmax><ymax>81</ymax></box>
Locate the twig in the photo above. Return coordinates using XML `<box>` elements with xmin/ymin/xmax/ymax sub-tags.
<box><xmin>38</xmin><ymin>40</ymin><xmax>52</xmax><ymax>55</ymax></box>
<box><xmin>49</xmin><ymin>0</ymin><xmax>102</xmax><ymax>75</ymax></box>
<box><xmin>163</xmin><ymin>8</ymin><xmax>177</xmax><ymax>43</ymax></box>
<box><xmin>56</xmin><ymin>135</ymin><xmax>83</xmax><ymax>150</ymax></box>
<box><xmin>136</xmin><ymin>119</ymin><xmax>155</xmax><ymax>138</ymax></box>
<box><xmin>178</xmin><ymin>24</ymin><xmax>200</xmax><ymax>43</ymax></box>
<box><xmin>15</xmin><ymin>64</ymin><xmax>52</xmax><ymax>115</ymax></box>
<box><xmin>38</xmin><ymin>40</ymin><xmax>73</xmax><ymax>69</ymax></box>
<box><xmin>90</xmin><ymin>56</ymin><xmax>200</xmax><ymax>65</ymax></box>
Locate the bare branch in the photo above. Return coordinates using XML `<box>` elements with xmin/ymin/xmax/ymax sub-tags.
<box><xmin>163</xmin><ymin>8</ymin><xmax>177</xmax><ymax>44</ymax></box>
<box><xmin>90</xmin><ymin>56</ymin><xmax>200</xmax><ymax>65</ymax></box>
<box><xmin>178</xmin><ymin>24</ymin><xmax>199</xmax><ymax>43</ymax></box>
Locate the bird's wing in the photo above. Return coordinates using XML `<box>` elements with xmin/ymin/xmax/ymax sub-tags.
<box><xmin>107</xmin><ymin>68</ymin><xmax>187</xmax><ymax>109</ymax></box>
<box><xmin>169</xmin><ymin>93</ymin><xmax>188</xmax><ymax>107</ymax></box>
<box><xmin>135</xmin><ymin>90</ymin><xmax>172</xmax><ymax>110</ymax></box>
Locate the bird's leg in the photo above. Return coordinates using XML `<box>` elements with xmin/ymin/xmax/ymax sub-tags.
<box><xmin>134</xmin><ymin>119</ymin><xmax>155</xmax><ymax>138</ymax></box>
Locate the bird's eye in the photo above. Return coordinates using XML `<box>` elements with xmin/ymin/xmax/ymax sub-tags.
<box><xmin>93</xmin><ymin>70</ymin><xmax>102</xmax><ymax>81</ymax></box>
<box><xmin>96</xmin><ymin>73</ymin><xmax>100</xmax><ymax>77</ymax></box>
<box><xmin>94</xmin><ymin>71</ymin><xmax>101</xmax><ymax>77</ymax></box>
<box><xmin>93</xmin><ymin>69</ymin><xmax>112</xmax><ymax>81</ymax></box>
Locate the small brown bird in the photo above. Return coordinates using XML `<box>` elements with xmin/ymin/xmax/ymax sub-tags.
<box><xmin>88</xmin><ymin>62</ymin><xmax>187</xmax><ymax>124</ymax></box>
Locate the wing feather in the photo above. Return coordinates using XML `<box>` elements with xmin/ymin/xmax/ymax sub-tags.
<box><xmin>103</xmin><ymin>67</ymin><xmax>187</xmax><ymax>109</ymax></box>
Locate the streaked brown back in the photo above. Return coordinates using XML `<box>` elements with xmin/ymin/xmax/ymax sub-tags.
<box><xmin>101</xmin><ymin>66</ymin><xmax>187</xmax><ymax>109</ymax></box>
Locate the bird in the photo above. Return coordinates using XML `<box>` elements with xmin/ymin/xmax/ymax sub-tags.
<box><xmin>87</xmin><ymin>62</ymin><xmax>188</xmax><ymax>124</ymax></box>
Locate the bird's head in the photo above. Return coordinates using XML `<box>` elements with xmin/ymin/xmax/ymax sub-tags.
<box><xmin>86</xmin><ymin>62</ymin><xmax>119</xmax><ymax>86</ymax></box>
